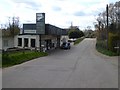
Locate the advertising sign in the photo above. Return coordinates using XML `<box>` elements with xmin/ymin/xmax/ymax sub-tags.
<box><xmin>36</xmin><ymin>13</ymin><xmax>45</xmax><ymax>34</ymax></box>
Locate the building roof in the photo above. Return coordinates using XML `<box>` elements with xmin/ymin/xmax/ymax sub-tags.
<box><xmin>23</xmin><ymin>23</ymin><xmax>67</xmax><ymax>35</ymax></box>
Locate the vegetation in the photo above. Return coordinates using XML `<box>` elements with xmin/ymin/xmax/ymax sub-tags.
<box><xmin>2</xmin><ymin>16</ymin><xmax>20</xmax><ymax>37</ymax></box>
<box><xmin>74</xmin><ymin>37</ymin><xmax>84</xmax><ymax>45</ymax></box>
<box><xmin>108</xmin><ymin>32</ymin><xmax>120</xmax><ymax>52</ymax></box>
<box><xmin>68</xmin><ymin>30</ymin><xmax>84</xmax><ymax>39</ymax></box>
<box><xmin>68</xmin><ymin>25</ymin><xmax>84</xmax><ymax>39</ymax></box>
<box><xmin>84</xmin><ymin>26</ymin><xmax>96</xmax><ymax>38</ymax></box>
<box><xmin>94</xmin><ymin>1</ymin><xmax>120</xmax><ymax>56</ymax></box>
<box><xmin>84</xmin><ymin>30</ymin><xmax>96</xmax><ymax>38</ymax></box>
<box><xmin>2</xmin><ymin>51</ymin><xmax>48</xmax><ymax>67</ymax></box>
<box><xmin>0</xmin><ymin>54</ymin><xmax>2</xmax><ymax>68</ymax></box>
<box><xmin>96</xmin><ymin>40</ymin><xmax>119</xmax><ymax>56</ymax></box>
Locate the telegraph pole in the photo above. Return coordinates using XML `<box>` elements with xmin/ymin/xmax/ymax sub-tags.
<box><xmin>106</xmin><ymin>4</ymin><xmax>109</xmax><ymax>50</ymax></box>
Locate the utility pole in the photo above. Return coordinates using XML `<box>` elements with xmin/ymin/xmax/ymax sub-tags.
<box><xmin>117</xmin><ymin>1</ymin><xmax>119</xmax><ymax>33</ymax></box>
<box><xmin>106</xmin><ymin>4</ymin><xmax>109</xmax><ymax>50</ymax></box>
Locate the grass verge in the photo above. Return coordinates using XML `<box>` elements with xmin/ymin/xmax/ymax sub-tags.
<box><xmin>96</xmin><ymin>41</ymin><xmax>119</xmax><ymax>56</ymax></box>
<box><xmin>2</xmin><ymin>51</ymin><xmax>48</xmax><ymax>67</ymax></box>
<box><xmin>0</xmin><ymin>54</ymin><xmax>1</xmax><ymax>68</ymax></box>
<box><xmin>74</xmin><ymin>37</ymin><xmax>84</xmax><ymax>45</ymax></box>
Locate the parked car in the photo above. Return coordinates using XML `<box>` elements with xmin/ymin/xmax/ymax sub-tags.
<box><xmin>60</xmin><ymin>42</ymin><xmax>71</xmax><ymax>49</ymax></box>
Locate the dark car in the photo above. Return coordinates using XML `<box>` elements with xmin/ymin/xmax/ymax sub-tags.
<box><xmin>60</xmin><ymin>42</ymin><xmax>71</xmax><ymax>49</ymax></box>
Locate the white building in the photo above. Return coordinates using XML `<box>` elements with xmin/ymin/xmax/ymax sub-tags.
<box><xmin>1</xmin><ymin>13</ymin><xmax>68</xmax><ymax>51</ymax></box>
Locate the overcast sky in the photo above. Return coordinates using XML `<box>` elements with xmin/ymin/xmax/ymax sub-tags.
<box><xmin>0</xmin><ymin>0</ymin><xmax>118</xmax><ymax>30</ymax></box>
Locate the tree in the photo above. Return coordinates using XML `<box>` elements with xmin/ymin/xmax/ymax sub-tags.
<box><xmin>8</xmin><ymin>17</ymin><xmax>20</xmax><ymax>36</ymax></box>
<box><xmin>95</xmin><ymin>1</ymin><xmax>120</xmax><ymax>52</ymax></box>
<box><xmin>95</xmin><ymin>1</ymin><xmax>120</xmax><ymax>32</ymax></box>
<box><xmin>68</xmin><ymin>30</ymin><xmax>84</xmax><ymax>38</ymax></box>
<box><xmin>2</xmin><ymin>16</ymin><xmax>20</xmax><ymax>37</ymax></box>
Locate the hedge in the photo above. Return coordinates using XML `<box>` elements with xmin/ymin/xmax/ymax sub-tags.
<box><xmin>108</xmin><ymin>33</ymin><xmax>120</xmax><ymax>52</ymax></box>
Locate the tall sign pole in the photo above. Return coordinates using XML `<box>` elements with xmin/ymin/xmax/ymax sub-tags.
<box><xmin>106</xmin><ymin>4</ymin><xmax>109</xmax><ymax>50</ymax></box>
<box><xmin>36</xmin><ymin>13</ymin><xmax>45</xmax><ymax>52</ymax></box>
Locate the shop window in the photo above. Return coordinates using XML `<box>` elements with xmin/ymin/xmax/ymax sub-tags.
<box><xmin>24</xmin><ymin>38</ymin><xmax>28</xmax><ymax>47</ymax></box>
<box><xmin>18</xmin><ymin>38</ymin><xmax>22</xmax><ymax>46</ymax></box>
<box><xmin>31</xmin><ymin>39</ymin><xmax>35</xmax><ymax>47</ymax></box>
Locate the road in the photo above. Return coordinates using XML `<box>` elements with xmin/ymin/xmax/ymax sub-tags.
<box><xmin>2</xmin><ymin>38</ymin><xmax>118</xmax><ymax>88</ymax></box>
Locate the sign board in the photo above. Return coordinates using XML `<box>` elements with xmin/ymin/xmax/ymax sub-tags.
<box><xmin>36</xmin><ymin>13</ymin><xmax>45</xmax><ymax>34</ymax></box>
<box><xmin>23</xmin><ymin>24</ymin><xmax>36</xmax><ymax>34</ymax></box>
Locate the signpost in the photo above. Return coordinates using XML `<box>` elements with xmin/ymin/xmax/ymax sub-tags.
<box><xmin>36</xmin><ymin>13</ymin><xmax>45</xmax><ymax>34</ymax></box>
<box><xmin>36</xmin><ymin>13</ymin><xmax>45</xmax><ymax>51</ymax></box>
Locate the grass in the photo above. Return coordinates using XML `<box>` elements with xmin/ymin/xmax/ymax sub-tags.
<box><xmin>0</xmin><ymin>54</ymin><xmax>2</xmax><ymax>68</ymax></box>
<box><xmin>96</xmin><ymin>40</ymin><xmax>119</xmax><ymax>56</ymax></box>
<box><xmin>2</xmin><ymin>51</ymin><xmax>48</xmax><ymax>67</ymax></box>
<box><xmin>96</xmin><ymin>46</ymin><xmax>119</xmax><ymax>56</ymax></box>
<box><xmin>74</xmin><ymin>37</ymin><xmax>84</xmax><ymax>45</ymax></box>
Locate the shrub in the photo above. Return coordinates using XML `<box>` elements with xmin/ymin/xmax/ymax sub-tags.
<box><xmin>108</xmin><ymin>33</ymin><xmax>120</xmax><ymax>52</ymax></box>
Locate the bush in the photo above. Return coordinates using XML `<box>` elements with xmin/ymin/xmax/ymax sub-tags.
<box><xmin>108</xmin><ymin>33</ymin><xmax>120</xmax><ymax>52</ymax></box>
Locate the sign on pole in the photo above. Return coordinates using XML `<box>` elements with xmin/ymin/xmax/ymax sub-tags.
<box><xmin>36</xmin><ymin>13</ymin><xmax>45</xmax><ymax>34</ymax></box>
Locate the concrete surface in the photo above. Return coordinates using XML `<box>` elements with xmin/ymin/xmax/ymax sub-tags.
<box><xmin>2</xmin><ymin>38</ymin><xmax>118</xmax><ymax>88</ymax></box>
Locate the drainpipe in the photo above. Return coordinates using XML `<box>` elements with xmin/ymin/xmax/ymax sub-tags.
<box><xmin>39</xmin><ymin>34</ymin><xmax>41</xmax><ymax>52</ymax></box>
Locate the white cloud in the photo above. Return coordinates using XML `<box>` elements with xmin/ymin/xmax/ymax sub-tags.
<box><xmin>0</xmin><ymin>0</ymin><xmax>119</xmax><ymax>30</ymax></box>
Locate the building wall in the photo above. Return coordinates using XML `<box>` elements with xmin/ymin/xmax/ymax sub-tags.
<box><xmin>2</xmin><ymin>37</ymin><xmax>14</xmax><ymax>51</ymax></box>
<box><xmin>16</xmin><ymin>34</ymin><xmax>59</xmax><ymax>51</ymax></box>
<box><xmin>14</xmin><ymin>35</ymin><xmax>18</xmax><ymax>47</ymax></box>
<box><xmin>16</xmin><ymin>35</ymin><xmax>39</xmax><ymax>49</ymax></box>
<box><xmin>0</xmin><ymin>30</ymin><xmax>2</xmax><ymax>50</ymax></box>
<box><xmin>0</xmin><ymin>39</ymin><xmax>2</xmax><ymax>51</ymax></box>
<box><xmin>0</xmin><ymin>34</ymin><xmax>68</xmax><ymax>51</ymax></box>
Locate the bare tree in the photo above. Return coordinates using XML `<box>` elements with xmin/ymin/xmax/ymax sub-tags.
<box><xmin>2</xmin><ymin>16</ymin><xmax>20</xmax><ymax>37</ymax></box>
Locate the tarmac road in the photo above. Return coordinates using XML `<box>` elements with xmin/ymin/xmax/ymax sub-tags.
<box><xmin>2</xmin><ymin>38</ymin><xmax>118</xmax><ymax>88</ymax></box>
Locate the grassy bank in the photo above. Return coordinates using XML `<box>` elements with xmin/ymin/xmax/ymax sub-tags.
<box><xmin>0</xmin><ymin>54</ymin><xmax>2</xmax><ymax>68</ymax></box>
<box><xmin>96</xmin><ymin>40</ymin><xmax>119</xmax><ymax>56</ymax></box>
<box><xmin>74</xmin><ymin>37</ymin><xmax>84</xmax><ymax>45</ymax></box>
<box><xmin>2</xmin><ymin>51</ymin><xmax>48</xmax><ymax>67</ymax></box>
